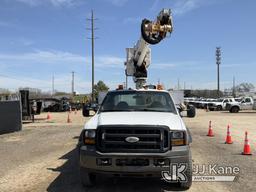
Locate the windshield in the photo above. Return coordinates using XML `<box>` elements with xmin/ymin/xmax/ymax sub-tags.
<box><xmin>99</xmin><ymin>91</ymin><xmax>177</xmax><ymax>113</ymax></box>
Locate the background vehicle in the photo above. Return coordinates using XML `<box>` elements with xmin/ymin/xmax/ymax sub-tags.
<box><xmin>226</xmin><ymin>97</ymin><xmax>256</xmax><ymax>113</ymax></box>
<box><xmin>207</xmin><ymin>98</ymin><xmax>236</xmax><ymax>111</ymax></box>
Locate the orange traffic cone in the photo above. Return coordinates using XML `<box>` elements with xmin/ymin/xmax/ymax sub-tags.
<box><xmin>47</xmin><ymin>112</ymin><xmax>51</xmax><ymax>120</ymax></box>
<box><xmin>225</xmin><ymin>124</ymin><xmax>233</xmax><ymax>144</ymax></box>
<box><xmin>207</xmin><ymin>121</ymin><xmax>214</xmax><ymax>137</ymax></box>
<box><xmin>67</xmin><ymin>113</ymin><xmax>72</xmax><ymax>123</ymax></box>
<box><xmin>242</xmin><ymin>131</ymin><xmax>252</xmax><ymax>155</ymax></box>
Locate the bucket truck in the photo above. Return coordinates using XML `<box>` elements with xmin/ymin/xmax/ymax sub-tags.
<box><xmin>79</xmin><ymin>9</ymin><xmax>193</xmax><ymax>190</ymax></box>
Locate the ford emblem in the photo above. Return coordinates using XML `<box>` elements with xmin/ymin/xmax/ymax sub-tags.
<box><xmin>125</xmin><ymin>136</ymin><xmax>140</xmax><ymax>143</ymax></box>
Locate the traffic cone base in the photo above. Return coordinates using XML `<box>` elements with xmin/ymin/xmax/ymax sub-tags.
<box><xmin>207</xmin><ymin>133</ymin><xmax>214</xmax><ymax>137</ymax></box>
<box><xmin>242</xmin><ymin>152</ymin><xmax>252</xmax><ymax>155</ymax></box>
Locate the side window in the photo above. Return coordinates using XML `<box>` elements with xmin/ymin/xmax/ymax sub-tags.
<box><xmin>245</xmin><ymin>98</ymin><xmax>251</xmax><ymax>103</ymax></box>
<box><xmin>224</xmin><ymin>99</ymin><xmax>228</xmax><ymax>103</ymax></box>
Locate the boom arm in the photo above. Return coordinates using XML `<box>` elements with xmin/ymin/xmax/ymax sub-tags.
<box><xmin>125</xmin><ymin>9</ymin><xmax>173</xmax><ymax>89</ymax></box>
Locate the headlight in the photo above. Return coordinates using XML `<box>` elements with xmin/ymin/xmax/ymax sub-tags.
<box><xmin>85</xmin><ymin>130</ymin><xmax>96</xmax><ymax>138</ymax></box>
<box><xmin>171</xmin><ymin>131</ymin><xmax>187</xmax><ymax>146</ymax></box>
<box><xmin>84</xmin><ymin>130</ymin><xmax>96</xmax><ymax>145</ymax></box>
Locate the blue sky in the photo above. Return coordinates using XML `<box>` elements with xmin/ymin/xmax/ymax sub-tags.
<box><xmin>0</xmin><ymin>0</ymin><xmax>255</xmax><ymax>93</ymax></box>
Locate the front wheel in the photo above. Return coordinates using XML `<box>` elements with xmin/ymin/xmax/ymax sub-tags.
<box><xmin>179</xmin><ymin>152</ymin><xmax>192</xmax><ymax>190</ymax></box>
<box><xmin>230</xmin><ymin>106</ymin><xmax>239</xmax><ymax>113</ymax></box>
<box><xmin>80</xmin><ymin>167</ymin><xmax>96</xmax><ymax>187</ymax></box>
<box><xmin>216</xmin><ymin>105</ymin><xmax>222</xmax><ymax>111</ymax></box>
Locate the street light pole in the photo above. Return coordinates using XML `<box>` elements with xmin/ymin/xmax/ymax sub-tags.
<box><xmin>216</xmin><ymin>47</ymin><xmax>221</xmax><ymax>97</ymax></box>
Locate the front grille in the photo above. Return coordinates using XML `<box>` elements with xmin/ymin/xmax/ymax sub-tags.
<box><xmin>96</xmin><ymin>125</ymin><xmax>170</xmax><ymax>153</ymax></box>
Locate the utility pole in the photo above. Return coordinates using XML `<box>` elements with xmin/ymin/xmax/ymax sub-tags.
<box><xmin>71</xmin><ymin>71</ymin><xmax>75</xmax><ymax>95</ymax></box>
<box><xmin>125</xmin><ymin>75</ymin><xmax>128</xmax><ymax>89</ymax></box>
<box><xmin>216</xmin><ymin>47</ymin><xmax>221</xmax><ymax>97</ymax></box>
<box><xmin>52</xmin><ymin>74</ymin><xmax>55</xmax><ymax>96</ymax></box>
<box><xmin>87</xmin><ymin>10</ymin><xmax>98</xmax><ymax>102</ymax></box>
<box><xmin>232</xmin><ymin>76</ymin><xmax>236</xmax><ymax>97</ymax></box>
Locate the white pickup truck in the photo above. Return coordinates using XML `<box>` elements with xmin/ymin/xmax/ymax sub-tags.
<box><xmin>78</xmin><ymin>89</ymin><xmax>193</xmax><ymax>189</ymax></box>
<box><xmin>226</xmin><ymin>97</ymin><xmax>256</xmax><ymax>113</ymax></box>
<box><xmin>207</xmin><ymin>98</ymin><xmax>236</xmax><ymax>111</ymax></box>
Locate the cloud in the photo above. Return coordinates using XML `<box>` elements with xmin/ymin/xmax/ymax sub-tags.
<box><xmin>150</xmin><ymin>0</ymin><xmax>160</xmax><ymax>12</ymax></box>
<box><xmin>151</xmin><ymin>63</ymin><xmax>176</xmax><ymax>69</ymax></box>
<box><xmin>0</xmin><ymin>72</ymin><xmax>122</xmax><ymax>93</ymax></box>
<box><xmin>0</xmin><ymin>50</ymin><xmax>87</xmax><ymax>65</ymax></box>
<box><xmin>123</xmin><ymin>17</ymin><xmax>141</xmax><ymax>24</ymax></box>
<box><xmin>97</xmin><ymin>55</ymin><xmax>124</xmax><ymax>67</ymax></box>
<box><xmin>19</xmin><ymin>38</ymin><xmax>35</xmax><ymax>46</ymax></box>
<box><xmin>15</xmin><ymin>0</ymin><xmax>79</xmax><ymax>7</ymax></box>
<box><xmin>172</xmin><ymin>0</ymin><xmax>215</xmax><ymax>16</ymax></box>
<box><xmin>221</xmin><ymin>64</ymin><xmax>242</xmax><ymax>68</ymax></box>
<box><xmin>0</xmin><ymin>50</ymin><xmax>125</xmax><ymax>68</ymax></box>
<box><xmin>0</xmin><ymin>21</ymin><xmax>13</xmax><ymax>27</ymax></box>
<box><xmin>172</xmin><ymin>0</ymin><xmax>199</xmax><ymax>15</ymax></box>
<box><xmin>104</xmin><ymin>0</ymin><xmax>128</xmax><ymax>7</ymax></box>
<box><xmin>150</xmin><ymin>0</ymin><xmax>217</xmax><ymax>16</ymax></box>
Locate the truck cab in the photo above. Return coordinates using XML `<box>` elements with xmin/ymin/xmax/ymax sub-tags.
<box><xmin>78</xmin><ymin>89</ymin><xmax>192</xmax><ymax>189</ymax></box>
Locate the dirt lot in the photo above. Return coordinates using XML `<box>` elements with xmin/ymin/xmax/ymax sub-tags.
<box><xmin>0</xmin><ymin>110</ymin><xmax>255</xmax><ymax>192</ymax></box>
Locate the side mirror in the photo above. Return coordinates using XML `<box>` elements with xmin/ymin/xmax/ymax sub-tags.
<box><xmin>82</xmin><ymin>105</ymin><xmax>90</xmax><ymax>117</ymax></box>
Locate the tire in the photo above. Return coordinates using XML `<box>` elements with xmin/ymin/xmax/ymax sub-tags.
<box><xmin>230</xmin><ymin>106</ymin><xmax>239</xmax><ymax>113</ymax></box>
<box><xmin>216</xmin><ymin>105</ymin><xmax>222</xmax><ymax>111</ymax></box>
<box><xmin>187</xmin><ymin>105</ymin><xmax>196</xmax><ymax>118</ymax></box>
<box><xmin>80</xmin><ymin>167</ymin><xmax>96</xmax><ymax>187</ymax></box>
<box><xmin>179</xmin><ymin>150</ymin><xmax>192</xmax><ymax>190</ymax></box>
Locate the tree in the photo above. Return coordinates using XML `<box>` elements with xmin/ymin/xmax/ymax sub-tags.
<box><xmin>93</xmin><ymin>80</ymin><xmax>109</xmax><ymax>100</ymax></box>
<box><xmin>235</xmin><ymin>83</ymin><xmax>255</xmax><ymax>92</ymax></box>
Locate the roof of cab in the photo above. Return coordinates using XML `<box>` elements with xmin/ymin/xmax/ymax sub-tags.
<box><xmin>109</xmin><ymin>88</ymin><xmax>169</xmax><ymax>93</ymax></box>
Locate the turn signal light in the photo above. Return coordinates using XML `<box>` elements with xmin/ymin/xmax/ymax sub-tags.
<box><xmin>84</xmin><ymin>138</ymin><xmax>95</xmax><ymax>145</ymax></box>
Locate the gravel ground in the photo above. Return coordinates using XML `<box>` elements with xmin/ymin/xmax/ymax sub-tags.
<box><xmin>0</xmin><ymin>110</ymin><xmax>255</xmax><ymax>192</ymax></box>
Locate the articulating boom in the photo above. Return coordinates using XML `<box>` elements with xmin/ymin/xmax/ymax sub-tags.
<box><xmin>125</xmin><ymin>9</ymin><xmax>173</xmax><ymax>89</ymax></box>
